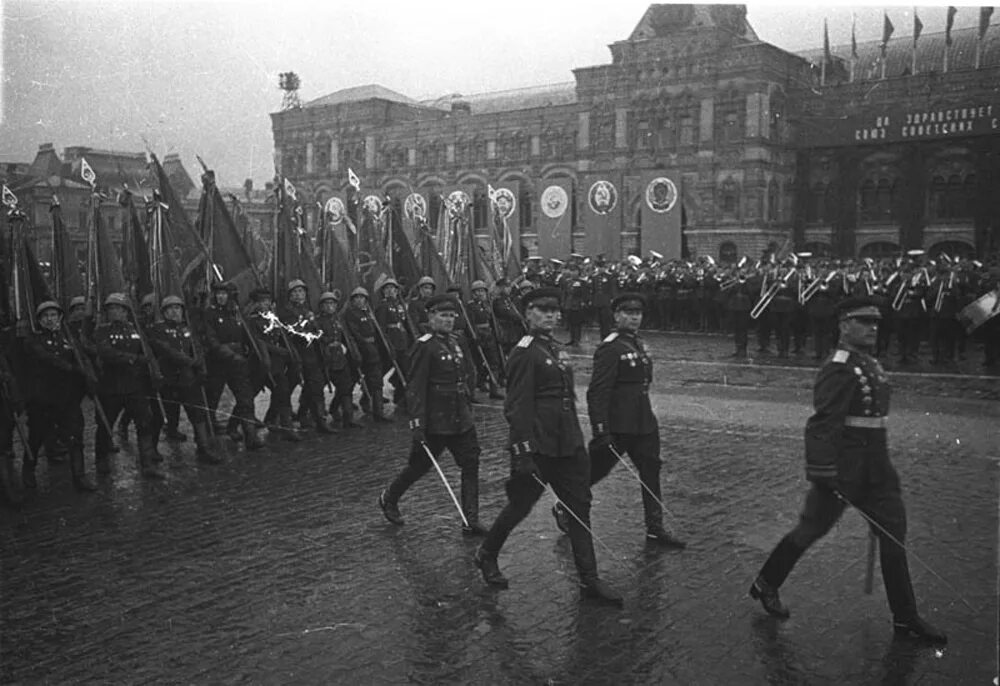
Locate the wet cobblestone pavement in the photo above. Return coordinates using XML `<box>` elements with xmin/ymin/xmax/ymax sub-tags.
<box><xmin>2</xmin><ymin>331</ymin><xmax>997</xmax><ymax>685</ymax></box>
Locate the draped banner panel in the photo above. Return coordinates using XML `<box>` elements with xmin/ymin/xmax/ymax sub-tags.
<box><xmin>639</xmin><ymin>172</ymin><xmax>682</xmax><ymax>260</ymax></box>
<box><xmin>495</xmin><ymin>180</ymin><xmax>521</xmax><ymax>279</ymax></box>
<box><xmin>581</xmin><ymin>172</ymin><xmax>623</xmax><ymax>260</ymax></box>
<box><xmin>536</xmin><ymin>178</ymin><xmax>573</xmax><ymax>259</ymax></box>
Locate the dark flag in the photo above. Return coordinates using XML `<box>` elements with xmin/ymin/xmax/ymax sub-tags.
<box><xmin>120</xmin><ymin>189</ymin><xmax>153</xmax><ymax>304</ymax></box>
<box><xmin>851</xmin><ymin>14</ymin><xmax>858</xmax><ymax>58</ymax></box>
<box><xmin>913</xmin><ymin>10</ymin><xmax>923</xmax><ymax>42</ymax></box>
<box><xmin>50</xmin><ymin>198</ymin><xmax>85</xmax><ymax>308</ymax></box>
<box><xmin>946</xmin><ymin>6</ymin><xmax>957</xmax><ymax>46</ymax></box>
<box><xmin>91</xmin><ymin>196</ymin><xmax>124</xmax><ymax>306</ymax></box>
<box><xmin>146</xmin><ymin>191</ymin><xmax>184</xmax><ymax>303</ymax></box>
<box><xmin>388</xmin><ymin>206</ymin><xmax>421</xmax><ymax>294</ymax></box>
<box><xmin>980</xmin><ymin>6</ymin><xmax>994</xmax><ymax>39</ymax></box>
<box><xmin>150</xmin><ymin>153</ymin><xmax>204</xmax><ymax>289</ymax></box>
<box><xmin>196</xmin><ymin>167</ymin><xmax>260</xmax><ymax>297</ymax></box>
<box><xmin>881</xmin><ymin>12</ymin><xmax>895</xmax><ymax>55</ymax></box>
<box><xmin>416</xmin><ymin>218</ymin><xmax>451</xmax><ymax>291</ymax></box>
<box><xmin>318</xmin><ymin>220</ymin><xmax>355</xmax><ymax>302</ymax></box>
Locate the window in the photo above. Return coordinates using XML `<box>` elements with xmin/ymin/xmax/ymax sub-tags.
<box><xmin>807</xmin><ymin>182</ymin><xmax>827</xmax><ymax>224</ymax></box>
<box><xmin>930</xmin><ymin>173</ymin><xmax>976</xmax><ymax>219</ymax></box>
<box><xmin>719</xmin><ymin>241</ymin><xmax>738</xmax><ymax>264</ymax></box>
<box><xmin>720</xmin><ymin>179</ymin><xmax>739</xmax><ymax>217</ymax></box>
<box><xmin>428</xmin><ymin>192</ymin><xmax>443</xmax><ymax>228</ymax></box>
<box><xmin>679</xmin><ymin>115</ymin><xmax>694</xmax><ymax>146</ymax></box>
<box><xmin>767</xmin><ymin>181</ymin><xmax>779</xmax><ymax>222</ymax></box>
<box><xmin>472</xmin><ymin>188</ymin><xmax>488</xmax><ymax>229</ymax></box>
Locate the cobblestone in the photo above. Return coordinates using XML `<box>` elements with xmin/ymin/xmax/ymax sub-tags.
<box><xmin>1</xmin><ymin>332</ymin><xmax>995</xmax><ymax>684</ymax></box>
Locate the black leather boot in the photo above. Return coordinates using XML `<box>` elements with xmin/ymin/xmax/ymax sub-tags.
<box><xmin>749</xmin><ymin>575</ymin><xmax>790</xmax><ymax>619</ymax></box>
<box><xmin>378</xmin><ymin>489</ymin><xmax>404</xmax><ymax>526</ymax></box>
<box><xmin>474</xmin><ymin>547</ymin><xmax>509</xmax><ymax>588</ymax></box>
<box><xmin>243</xmin><ymin>419</ymin><xmax>264</xmax><ymax>450</ymax></box>
<box><xmin>551</xmin><ymin>503</ymin><xmax>570</xmax><ymax>534</ymax></box>
<box><xmin>193</xmin><ymin>422</ymin><xmax>223</xmax><ymax>464</ymax></box>
<box><xmin>137</xmin><ymin>434</ymin><xmax>166</xmax><ymax>480</ymax></box>
<box><xmin>69</xmin><ymin>446</ymin><xmax>97</xmax><ymax>492</ymax></box>
<box><xmin>893</xmin><ymin>616</ymin><xmax>947</xmax><ymax>644</ymax></box>
<box><xmin>646</xmin><ymin>527</ymin><xmax>687</xmax><ymax>548</ymax></box>
<box><xmin>460</xmin><ymin>468</ymin><xmax>488</xmax><ymax>537</ymax></box>
<box><xmin>1</xmin><ymin>453</ymin><xmax>24</xmax><ymax>506</ymax></box>
<box><xmin>20</xmin><ymin>451</ymin><xmax>37</xmax><ymax>489</ymax></box>
<box><xmin>569</xmin><ymin>515</ymin><xmax>623</xmax><ymax>606</ymax></box>
<box><xmin>342</xmin><ymin>397</ymin><xmax>362</xmax><ymax>428</ymax></box>
<box><xmin>276</xmin><ymin>410</ymin><xmax>302</xmax><ymax>442</ymax></box>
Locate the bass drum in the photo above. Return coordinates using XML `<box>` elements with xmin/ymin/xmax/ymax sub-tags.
<box><xmin>957</xmin><ymin>291</ymin><xmax>1000</xmax><ymax>334</ymax></box>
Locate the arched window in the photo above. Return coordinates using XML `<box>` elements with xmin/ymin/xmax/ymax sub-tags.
<box><xmin>875</xmin><ymin>178</ymin><xmax>894</xmax><ymax>219</ymax></box>
<box><xmin>718</xmin><ymin>241</ymin><xmax>738</xmax><ymax>264</ymax></box>
<box><xmin>859</xmin><ymin>241</ymin><xmax>900</xmax><ymax>259</ymax></box>
<box><xmin>767</xmin><ymin>180</ymin><xmax>779</xmax><ymax>222</ymax></box>
<box><xmin>807</xmin><ymin>182</ymin><xmax>827</xmax><ymax>223</ymax></box>
<box><xmin>428</xmin><ymin>191</ymin><xmax>443</xmax><ymax>228</ymax></box>
<box><xmin>859</xmin><ymin>179</ymin><xmax>877</xmax><ymax>221</ymax></box>
<box><xmin>929</xmin><ymin>240</ymin><xmax>975</xmax><ymax>260</ymax></box>
<box><xmin>472</xmin><ymin>188</ymin><xmax>489</xmax><ymax>229</ymax></box>
<box><xmin>929</xmin><ymin>175</ymin><xmax>947</xmax><ymax>219</ymax></box>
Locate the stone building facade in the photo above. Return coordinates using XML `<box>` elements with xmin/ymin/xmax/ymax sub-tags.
<box><xmin>271</xmin><ymin>4</ymin><xmax>1000</xmax><ymax>262</ymax></box>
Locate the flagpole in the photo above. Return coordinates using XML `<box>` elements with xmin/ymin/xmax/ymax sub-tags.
<box><xmin>912</xmin><ymin>8</ymin><xmax>917</xmax><ymax>76</ymax></box>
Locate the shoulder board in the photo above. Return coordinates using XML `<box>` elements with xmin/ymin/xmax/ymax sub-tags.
<box><xmin>516</xmin><ymin>335</ymin><xmax>533</xmax><ymax>348</ymax></box>
<box><xmin>417</xmin><ymin>333</ymin><xmax>432</xmax><ymax>343</ymax></box>
<box><xmin>832</xmin><ymin>350</ymin><xmax>850</xmax><ymax>364</ymax></box>
<box><xmin>602</xmin><ymin>332</ymin><xmax>618</xmax><ymax>343</ymax></box>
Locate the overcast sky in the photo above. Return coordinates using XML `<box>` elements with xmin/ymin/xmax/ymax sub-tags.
<box><xmin>0</xmin><ymin>1</ymin><xmax>989</xmax><ymax>188</ymax></box>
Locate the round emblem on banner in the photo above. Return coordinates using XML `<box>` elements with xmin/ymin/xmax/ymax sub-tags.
<box><xmin>403</xmin><ymin>193</ymin><xmax>427</xmax><ymax>220</ymax></box>
<box><xmin>540</xmin><ymin>185</ymin><xmax>568</xmax><ymax>219</ymax></box>
<box><xmin>362</xmin><ymin>194</ymin><xmax>383</xmax><ymax>215</ymax></box>
<box><xmin>588</xmin><ymin>180</ymin><xmax>618</xmax><ymax>216</ymax></box>
<box><xmin>323</xmin><ymin>197</ymin><xmax>345</xmax><ymax>224</ymax></box>
<box><xmin>645</xmin><ymin>177</ymin><xmax>678</xmax><ymax>213</ymax></box>
<box><xmin>446</xmin><ymin>190</ymin><xmax>471</xmax><ymax>216</ymax></box>
<box><xmin>493</xmin><ymin>188</ymin><xmax>516</xmax><ymax>219</ymax></box>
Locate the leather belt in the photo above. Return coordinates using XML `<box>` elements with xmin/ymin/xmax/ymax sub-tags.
<box><xmin>844</xmin><ymin>416</ymin><xmax>888</xmax><ymax>429</ymax></box>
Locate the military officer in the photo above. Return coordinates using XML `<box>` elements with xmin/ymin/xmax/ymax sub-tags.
<box><xmin>343</xmin><ymin>287</ymin><xmax>392</xmax><ymax>422</ymax></box>
<box><xmin>147</xmin><ymin>295</ymin><xmax>223</xmax><ymax>463</ymax></box>
<box><xmin>315</xmin><ymin>291</ymin><xmax>361</xmax><ymax>428</ymax></box>
<box><xmin>202</xmin><ymin>281</ymin><xmax>264</xmax><ymax>449</ymax></box>
<box><xmin>726</xmin><ymin>275</ymin><xmax>754</xmax><ymax>358</ymax></box>
<box><xmin>22</xmin><ymin>301</ymin><xmax>97</xmax><ymax>491</ymax></box>
<box><xmin>378</xmin><ymin>294</ymin><xmax>486</xmax><ymax>536</ymax></box>
<box><xmin>92</xmin><ymin>293</ymin><xmax>163</xmax><ymax>479</ymax></box>
<box><xmin>556</xmin><ymin>293</ymin><xmax>684</xmax><ymax>546</ymax></box>
<box><xmin>749</xmin><ymin>296</ymin><xmax>947</xmax><ymax>644</ymax></box>
<box><xmin>562</xmin><ymin>268</ymin><xmax>588</xmax><ymax>346</ymax></box>
<box><xmin>474</xmin><ymin>287</ymin><xmax>622</xmax><ymax>605</ymax></box>
<box><xmin>591</xmin><ymin>266</ymin><xmax>617</xmax><ymax>339</ymax></box>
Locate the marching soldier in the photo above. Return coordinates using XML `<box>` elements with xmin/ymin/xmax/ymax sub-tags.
<box><xmin>492</xmin><ymin>277</ymin><xmax>526</xmax><ymax>356</ymax></box>
<box><xmin>555</xmin><ymin>293</ymin><xmax>685</xmax><ymax>547</ymax></box>
<box><xmin>408</xmin><ymin>276</ymin><xmax>437</xmax><ymax>334</ymax></box>
<box><xmin>92</xmin><ymin>293</ymin><xmax>164</xmax><ymax>479</ymax></box>
<box><xmin>0</xmin><ymin>331</ymin><xmax>24</xmax><ymax>507</ymax></box>
<box><xmin>378</xmin><ymin>294</ymin><xmax>487</xmax><ymax>536</ymax></box>
<box><xmin>474</xmin><ymin>287</ymin><xmax>622</xmax><ymax>605</ymax></box>
<box><xmin>147</xmin><ymin>295</ymin><xmax>222</xmax><ymax>463</ymax></box>
<box><xmin>315</xmin><ymin>291</ymin><xmax>361</xmax><ymax>429</ymax></box>
<box><xmin>374</xmin><ymin>277</ymin><xmax>414</xmax><ymax>410</ymax></box>
<box><xmin>749</xmin><ymin>296</ymin><xmax>947</xmax><ymax>644</ymax></box>
<box><xmin>22</xmin><ymin>301</ymin><xmax>97</xmax><ymax>491</ymax></box>
<box><xmin>281</xmin><ymin>280</ymin><xmax>336</xmax><ymax>434</ymax></box>
<box><xmin>202</xmin><ymin>282</ymin><xmax>265</xmax><ymax>450</ymax></box>
<box><xmin>245</xmin><ymin>288</ymin><xmax>300</xmax><ymax>442</ymax></box>
<box><xmin>344</xmin><ymin>287</ymin><xmax>392</xmax><ymax>423</ymax></box>
<box><xmin>466</xmin><ymin>280</ymin><xmax>504</xmax><ymax>399</ymax></box>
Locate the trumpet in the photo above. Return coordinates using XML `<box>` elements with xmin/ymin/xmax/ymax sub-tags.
<box><xmin>891</xmin><ymin>279</ymin><xmax>908</xmax><ymax>311</ymax></box>
<box><xmin>751</xmin><ymin>268</ymin><xmax>793</xmax><ymax>320</ymax></box>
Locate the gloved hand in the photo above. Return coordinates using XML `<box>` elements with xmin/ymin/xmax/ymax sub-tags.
<box><xmin>511</xmin><ymin>453</ymin><xmax>540</xmax><ymax>478</ymax></box>
<box><xmin>591</xmin><ymin>433</ymin><xmax>614</xmax><ymax>450</ymax></box>
<box><xmin>411</xmin><ymin>427</ymin><xmax>426</xmax><ymax>445</ymax></box>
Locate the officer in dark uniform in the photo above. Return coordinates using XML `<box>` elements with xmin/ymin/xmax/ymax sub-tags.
<box><xmin>245</xmin><ymin>287</ymin><xmax>299</xmax><ymax>441</ymax></box>
<box><xmin>896</xmin><ymin>272</ymin><xmax>926</xmax><ymax>364</ymax></box>
<box><xmin>769</xmin><ymin>269</ymin><xmax>797</xmax><ymax>359</ymax></box>
<box><xmin>562</xmin><ymin>268</ymin><xmax>588</xmax><ymax>346</ymax></box>
<box><xmin>806</xmin><ymin>276</ymin><xmax>837</xmax><ymax>360</ymax></box>
<box><xmin>92</xmin><ymin>293</ymin><xmax>164</xmax><ymax>479</ymax></box>
<box><xmin>466</xmin><ymin>280</ymin><xmax>504</xmax><ymax>398</ymax></box>
<box><xmin>726</xmin><ymin>274</ymin><xmax>753</xmax><ymax>358</ymax></box>
<box><xmin>492</xmin><ymin>277</ymin><xmax>526</xmax><ymax>356</ymax></box>
<box><xmin>374</xmin><ymin>277</ymin><xmax>414</xmax><ymax>410</ymax></box>
<box><xmin>557</xmin><ymin>293</ymin><xmax>685</xmax><ymax>546</ymax></box>
<box><xmin>378</xmin><ymin>293</ymin><xmax>486</xmax><ymax>536</ymax></box>
<box><xmin>343</xmin><ymin>287</ymin><xmax>391</xmax><ymax>422</ymax></box>
<box><xmin>749</xmin><ymin>296</ymin><xmax>947</xmax><ymax>644</ymax></box>
<box><xmin>202</xmin><ymin>282</ymin><xmax>264</xmax><ymax>450</ymax></box>
<box><xmin>147</xmin><ymin>295</ymin><xmax>222</xmax><ymax>463</ymax></box>
<box><xmin>22</xmin><ymin>301</ymin><xmax>97</xmax><ymax>491</ymax></box>
<box><xmin>408</xmin><ymin>276</ymin><xmax>437</xmax><ymax>334</ymax></box>
<box><xmin>281</xmin><ymin>279</ymin><xmax>336</xmax><ymax>434</ymax></box>
<box><xmin>591</xmin><ymin>267</ymin><xmax>617</xmax><ymax>339</ymax></box>
<box><xmin>315</xmin><ymin>291</ymin><xmax>360</xmax><ymax>428</ymax></box>
<box><xmin>473</xmin><ymin>287</ymin><xmax>622</xmax><ymax>605</ymax></box>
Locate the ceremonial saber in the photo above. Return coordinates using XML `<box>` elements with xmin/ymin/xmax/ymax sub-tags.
<box><xmin>607</xmin><ymin>444</ymin><xmax>682</xmax><ymax>530</ymax></box>
<box><xmin>864</xmin><ymin>530</ymin><xmax>877</xmax><ymax>595</ymax></box>
<box><xmin>420</xmin><ymin>441</ymin><xmax>468</xmax><ymax>527</ymax></box>
<box><xmin>833</xmin><ymin>490</ymin><xmax>975</xmax><ymax>612</ymax></box>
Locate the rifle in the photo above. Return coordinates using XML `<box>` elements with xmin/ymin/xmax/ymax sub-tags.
<box><xmin>455</xmin><ymin>297</ymin><xmax>500</xmax><ymax>389</ymax></box>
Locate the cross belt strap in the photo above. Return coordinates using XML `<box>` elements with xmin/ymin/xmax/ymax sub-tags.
<box><xmin>844</xmin><ymin>416</ymin><xmax>888</xmax><ymax>429</ymax></box>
